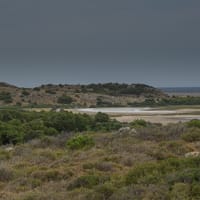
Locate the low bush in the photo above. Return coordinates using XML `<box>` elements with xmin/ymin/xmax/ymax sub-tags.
<box><xmin>94</xmin><ymin>183</ymin><xmax>116</xmax><ymax>199</ymax></box>
<box><xmin>57</xmin><ymin>95</ymin><xmax>73</xmax><ymax>104</ymax></box>
<box><xmin>126</xmin><ymin>157</ymin><xmax>200</xmax><ymax>185</ymax></box>
<box><xmin>190</xmin><ymin>183</ymin><xmax>200</xmax><ymax>198</ymax></box>
<box><xmin>95</xmin><ymin>112</ymin><xmax>109</xmax><ymax>123</ymax></box>
<box><xmin>0</xmin><ymin>149</ymin><xmax>11</xmax><ymax>160</ymax></box>
<box><xmin>167</xmin><ymin>168</ymin><xmax>200</xmax><ymax>185</ymax></box>
<box><xmin>182</xmin><ymin>129</ymin><xmax>200</xmax><ymax>142</ymax></box>
<box><xmin>0</xmin><ymin>166</ymin><xmax>13</xmax><ymax>182</ymax></box>
<box><xmin>136</xmin><ymin>123</ymin><xmax>185</xmax><ymax>141</ymax></box>
<box><xmin>66</xmin><ymin>135</ymin><xmax>95</xmax><ymax>150</ymax></box>
<box><xmin>170</xmin><ymin>183</ymin><xmax>190</xmax><ymax>200</ymax></box>
<box><xmin>31</xmin><ymin>169</ymin><xmax>71</xmax><ymax>182</ymax></box>
<box><xmin>67</xmin><ymin>174</ymin><xmax>110</xmax><ymax>190</ymax></box>
<box><xmin>0</xmin><ymin>92</ymin><xmax>13</xmax><ymax>103</ymax></box>
<box><xmin>21</xmin><ymin>90</ymin><xmax>30</xmax><ymax>96</ymax></box>
<box><xmin>187</xmin><ymin>119</ymin><xmax>200</xmax><ymax>128</ymax></box>
<box><xmin>82</xmin><ymin>162</ymin><xmax>95</xmax><ymax>170</ymax></box>
<box><xmin>95</xmin><ymin>162</ymin><xmax>113</xmax><ymax>172</ymax></box>
<box><xmin>45</xmin><ymin>89</ymin><xmax>56</xmax><ymax>94</ymax></box>
<box><xmin>109</xmin><ymin>184</ymin><xmax>169</xmax><ymax>200</ymax></box>
<box><xmin>130</xmin><ymin>119</ymin><xmax>148</xmax><ymax>128</ymax></box>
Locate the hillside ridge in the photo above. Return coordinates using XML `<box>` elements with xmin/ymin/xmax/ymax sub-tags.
<box><xmin>0</xmin><ymin>82</ymin><xmax>167</xmax><ymax>107</ymax></box>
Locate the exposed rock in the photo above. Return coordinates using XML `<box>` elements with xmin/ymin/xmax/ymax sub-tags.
<box><xmin>117</xmin><ymin>127</ymin><xmax>137</xmax><ymax>135</ymax></box>
<box><xmin>185</xmin><ymin>151</ymin><xmax>200</xmax><ymax>158</ymax></box>
<box><xmin>4</xmin><ymin>147</ymin><xmax>14</xmax><ymax>152</ymax></box>
<box><xmin>130</xmin><ymin>128</ymin><xmax>137</xmax><ymax>134</ymax></box>
<box><xmin>118</xmin><ymin>127</ymin><xmax>131</xmax><ymax>133</ymax></box>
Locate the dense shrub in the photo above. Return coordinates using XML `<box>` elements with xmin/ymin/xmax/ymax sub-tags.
<box><xmin>126</xmin><ymin>157</ymin><xmax>200</xmax><ymax>185</ymax></box>
<box><xmin>57</xmin><ymin>95</ymin><xmax>73</xmax><ymax>104</ymax></box>
<box><xmin>95</xmin><ymin>112</ymin><xmax>109</xmax><ymax>123</ymax></box>
<box><xmin>81</xmin><ymin>83</ymin><xmax>159</xmax><ymax>96</ymax></box>
<box><xmin>21</xmin><ymin>90</ymin><xmax>30</xmax><ymax>96</ymax></box>
<box><xmin>0</xmin><ymin>121</ymin><xmax>24</xmax><ymax>145</ymax></box>
<box><xmin>45</xmin><ymin>89</ymin><xmax>56</xmax><ymax>94</ymax></box>
<box><xmin>167</xmin><ymin>168</ymin><xmax>200</xmax><ymax>184</ymax></box>
<box><xmin>170</xmin><ymin>183</ymin><xmax>190</xmax><ymax>200</ymax></box>
<box><xmin>182</xmin><ymin>129</ymin><xmax>200</xmax><ymax>142</ymax></box>
<box><xmin>0</xmin><ymin>109</ymin><xmax>120</xmax><ymax>145</ymax></box>
<box><xmin>66</xmin><ymin>135</ymin><xmax>95</xmax><ymax>150</ymax></box>
<box><xmin>0</xmin><ymin>92</ymin><xmax>13</xmax><ymax>103</ymax></box>
<box><xmin>0</xmin><ymin>166</ymin><xmax>13</xmax><ymax>182</ymax></box>
<box><xmin>130</xmin><ymin>119</ymin><xmax>148</xmax><ymax>128</ymax></box>
<box><xmin>96</xmin><ymin>97</ymin><xmax>113</xmax><ymax>107</ymax></box>
<box><xmin>33</xmin><ymin>87</ymin><xmax>40</xmax><ymax>91</ymax></box>
<box><xmin>130</xmin><ymin>96</ymin><xmax>200</xmax><ymax>106</ymax></box>
<box><xmin>93</xmin><ymin>113</ymin><xmax>121</xmax><ymax>131</ymax></box>
<box><xmin>187</xmin><ymin>120</ymin><xmax>200</xmax><ymax>128</ymax></box>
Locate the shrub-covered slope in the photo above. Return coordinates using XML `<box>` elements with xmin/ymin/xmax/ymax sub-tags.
<box><xmin>0</xmin><ymin>110</ymin><xmax>200</xmax><ymax>199</ymax></box>
<box><xmin>0</xmin><ymin>82</ymin><xmax>166</xmax><ymax>107</ymax></box>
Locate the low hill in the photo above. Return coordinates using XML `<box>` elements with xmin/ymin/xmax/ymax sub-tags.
<box><xmin>0</xmin><ymin>82</ymin><xmax>167</xmax><ymax>107</ymax></box>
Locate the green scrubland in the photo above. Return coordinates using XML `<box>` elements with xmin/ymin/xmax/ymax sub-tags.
<box><xmin>0</xmin><ymin>109</ymin><xmax>200</xmax><ymax>199</ymax></box>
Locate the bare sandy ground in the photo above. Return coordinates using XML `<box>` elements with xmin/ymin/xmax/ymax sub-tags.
<box><xmin>73</xmin><ymin>107</ymin><xmax>200</xmax><ymax>124</ymax></box>
<box><xmin>113</xmin><ymin>114</ymin><xmax>200</xmax><ymax>125</ymax></box>
<box><xmin>27</xmin><ymin>107</ymin><xmax>200</xmax><ymax>124</ymax></box>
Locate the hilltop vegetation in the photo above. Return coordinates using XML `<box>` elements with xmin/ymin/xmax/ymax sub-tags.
<box><xmin>1</xmin><ymin>82</ymin><xmax>200</xmax><ymax>199</ymax></box>
<box><xmin>0</xmin><ymin>109</ymin><xmax>200</xmax><ymax>199</ymax></box>
<box><xmin>0</xmin><ymin>82</ymin><xmax>166</xmax><ymax>107</ymax></box>
<box><xmin>1</xmin><ymin>82</ymin><xmax>200</xmax><ymax>108</ymax></box>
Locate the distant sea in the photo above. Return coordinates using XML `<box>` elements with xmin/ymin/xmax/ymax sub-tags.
<box><xmin>159</xmin><ymin>87</ymin><xmax>200</xmax><ymax>96</ymax></box>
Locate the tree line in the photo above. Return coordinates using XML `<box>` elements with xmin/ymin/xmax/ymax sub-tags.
<box><xmin>0</xmin><ymin>109</ymin><xmax>121</xmax><ymax>145</ymax></box>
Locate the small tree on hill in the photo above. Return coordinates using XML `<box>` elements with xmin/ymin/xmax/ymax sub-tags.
<box><xmin>57</xmin><ymin>95</ymin><xmax>73</xmax><ymax>104</ymax></box>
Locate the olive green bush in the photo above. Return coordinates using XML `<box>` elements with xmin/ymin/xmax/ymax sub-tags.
<box><xmin>66</xmin><ymin>135</ymin><xmax>94</xmax><ymax>150</ymax></box>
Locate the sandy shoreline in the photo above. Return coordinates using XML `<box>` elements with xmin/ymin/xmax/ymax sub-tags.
<box><xmin>113</xmin><ymin>114</ymin><xmax>200</xmax><ymax>124</ymax></box>
<box><xmin>26</xmin><ymin>107</ymin><xmax>200</xmax><ymax>124</ymax></box>
<box><xmin>72</xmin><ymin>107</ymin><xmax>200</xmax><ymax>124</ymax></box>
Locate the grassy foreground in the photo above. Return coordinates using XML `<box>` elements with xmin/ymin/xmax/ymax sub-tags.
<box><xmin>0</xmin><ymin>111</ymin><xmax>200</xmax><ymax>199</ymax></box>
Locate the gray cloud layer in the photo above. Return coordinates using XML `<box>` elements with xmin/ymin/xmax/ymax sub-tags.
<box><xmin>0</xmin><ymin>0</ymin><xmax>200</xmax><ymax>87</ymax></box>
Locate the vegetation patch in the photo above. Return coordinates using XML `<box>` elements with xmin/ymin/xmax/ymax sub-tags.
<box><xmin>57</xmin><ymin>95</ymin><xmax>73</xmax><ymax>104</ymax></box>
<box><xmin>0</xmin><ymin>108</ymin><xmax>200</xmax><ymax>199</ymax></box>
<box><xmin>0</xmin><ymin>92</ymin><xmax>13</xmax><ymax>103</ymax></box>
<box><xmin>182</xmin><ymin>128</ymin><xmax>200</xmax><ymax>142</ymax></box>
<box><xmin>0</xmin><ymin>110</ymin><xmax>119</xmax><ymax>145</ymax></box>
<box><xmin>125</xmin><ymin>157</ymin><xmax>200</xmax><ymax>185</ymax></box>
<box><xmin>67</xmin><ymin>174</ymin><xmax>110</xmax><ymax>190</ymax></box>
<box><xmin>0</xmin><ymin>166</ymin><xmax>13</xmax><ymax>182</ymax></box>
<box><xmin>66</xmin><ymin>135</ymin><xmax>95</xmax><ymax>150</ymax></box>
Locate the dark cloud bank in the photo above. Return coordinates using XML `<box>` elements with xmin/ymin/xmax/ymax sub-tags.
<box><xmin>0</xmin><ymin>0</ymin><xmax>200</xmax><ymax>87</ymax></box>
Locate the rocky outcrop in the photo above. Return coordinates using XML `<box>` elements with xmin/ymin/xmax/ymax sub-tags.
<box><xmin>185</xmin><ymin>151</ymin><xmax>200</xmax><ymax>158</ymax></box>
<box><xmin>117</xmin><ymin>127</ymin><xmax>137</xmax><ymax>135</ymax></box>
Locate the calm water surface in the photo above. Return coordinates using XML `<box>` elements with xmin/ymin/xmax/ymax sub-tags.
<box><xmin>76</xmin><ymin>107</ymin><xmax>176</xmax><ymax>114</ymax></box>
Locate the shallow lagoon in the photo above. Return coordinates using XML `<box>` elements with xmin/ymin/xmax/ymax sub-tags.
<box><xmin>74</xmin><ymin>107</ymin><xmax>200</xmax><ymax>124</ymax></box>
<box><xmin>76</xmin><ymin>107</ymin><xmax>176</xmax><ymax>114</ymax></box>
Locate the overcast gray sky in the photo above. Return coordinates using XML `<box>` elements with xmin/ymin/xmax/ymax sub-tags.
<box><xmin>0</xmin><ymin>0</ymin><xmax>200</xmax><ymax>87</ymax></box>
